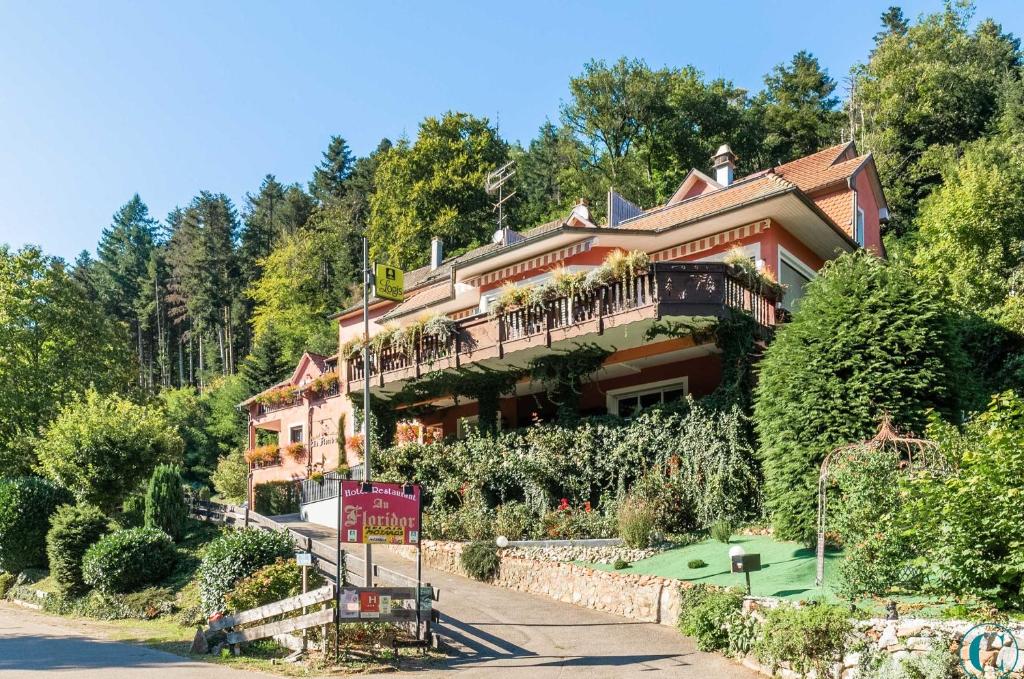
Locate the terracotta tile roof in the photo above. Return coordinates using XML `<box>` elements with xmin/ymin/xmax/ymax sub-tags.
<box><xmin>619</xmin><ymin>174</ymin><xmax>795</xmax><ymax>231</ymax></box>
<box><xmin>811</xmin><ymin>187</ymin><xmax>854</xmax><ymax>234</ymax></box>
<box><xmin>382</xmin><ymin>282</ymin><xmax>453</xmax><ymax>320</ymax></box>
<box><xmin>772</xmin><ymin>142</ymin><xmax>854</xmax><ymax>190</ymax></box>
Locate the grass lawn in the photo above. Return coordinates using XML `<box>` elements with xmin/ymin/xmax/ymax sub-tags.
<box><xmin>585</xmin><ymin>535</ymin><xmax>842</xmax><ymax>600</ymax></box>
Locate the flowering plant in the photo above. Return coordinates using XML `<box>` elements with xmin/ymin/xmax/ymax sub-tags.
<box><xmin>345</xmin><ymin>433</ymin><xmax>364</xmax><ymax>459</ymax></box>
<box><xmin>285</xmin><ymin>442</ymin><xmax>306</xmax><ymax>462</ymax></box>
<box><xmin>244</xmin><ymin>444</ymin><xmax>280</xmax><ymax>465</ymax></box>
<box><xmin>306</xmin><ymin>372</ymin><xmax>338</xmax><ymax>396</ymax></box>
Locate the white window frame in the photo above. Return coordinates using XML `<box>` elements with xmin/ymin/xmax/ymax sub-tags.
<box><xmin>855</xmin><ymin>207</ymin><xmax>866</xmax><ymax>246</ymax></box>
<box><xmin>778</xmin><ymin>246</ymin><xmax>817</xmax><ymax>282</ymax></box>
<box><xmin>287</xmin><ymin>423</ymin><xmax>305</xmax><ymax>444</ymax></box>
<box><xmin>606</xmin><ymin>377</ymin><xmax>689</xmax><ymax>416</ymax></box>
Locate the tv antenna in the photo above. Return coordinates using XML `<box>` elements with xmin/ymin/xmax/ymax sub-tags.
<box><xmin>486</xmin><ymin>160</ymin><xmax>516</xmax><ymax>244</ymax></box>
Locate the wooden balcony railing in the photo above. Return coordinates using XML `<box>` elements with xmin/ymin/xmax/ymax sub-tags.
<box><xmin>345</xmin><ymin>262</ymin><xmax>780</xmax><ymax>387</ymax></box>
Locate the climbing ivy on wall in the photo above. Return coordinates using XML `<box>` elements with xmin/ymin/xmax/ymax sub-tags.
<box><xmin>528</xmin><ymin>344</ymin><xmax>612</xmax><ymax>423</ymax></box>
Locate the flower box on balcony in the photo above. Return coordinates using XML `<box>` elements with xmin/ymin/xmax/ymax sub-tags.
<box><xmin>245</xmin><ymin>444</ymin><xmax>281</xmax><ymax>466</ymax></box>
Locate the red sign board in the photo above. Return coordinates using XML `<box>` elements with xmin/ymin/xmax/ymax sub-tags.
<box><xmin>339</xmin><ymin>481</ymin><xmax>421</xmax><ymax>545</ymax></box>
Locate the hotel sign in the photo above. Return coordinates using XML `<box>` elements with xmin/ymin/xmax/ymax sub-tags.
<box><xmin>374</xmin><ymin>263</ymin><xmax>404</xmax><ymax>302</ymax></box>
<box><xmin>339</xmin><ymin>481</ymin><xmax>421</xmax><ymax>545</ymax></box>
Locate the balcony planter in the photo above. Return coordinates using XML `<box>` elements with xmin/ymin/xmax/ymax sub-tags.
<box><xmin>285</xmin><ymin>442</ymin><xmax>306</xmax><ymax>462</ymax></box>
<box><xmin>245</xmin><ymin>444</ymin><xmax>281</xmax><ymax>466</ymax></box>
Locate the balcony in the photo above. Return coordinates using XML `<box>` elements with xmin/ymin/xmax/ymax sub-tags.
<box><xmin>346</xmin><ymin>262</ymin><xmax>780</xmax><ymax>393</ymax></box>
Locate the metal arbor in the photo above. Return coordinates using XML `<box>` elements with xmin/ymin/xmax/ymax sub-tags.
<box><xmin>814</xmin><ymin>414</ymin><xmax>947</xmax><ymax>588</ymax></box>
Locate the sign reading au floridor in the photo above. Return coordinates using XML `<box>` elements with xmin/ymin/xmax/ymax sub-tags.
<box><xmin>374</xmin><ymin>263</ymin><xmax>404</xmax><ymax>302</ymax></box>
<box><xmin>339</xmin><ymin>481</ymin><xmax>421</xmax><ymax>545</ymax></box>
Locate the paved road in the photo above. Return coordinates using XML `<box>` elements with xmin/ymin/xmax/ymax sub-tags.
<box><xmin>0</xmin><ymin>604</ymin><xmax>272</xmax><ymax>678</ymax></box>
<box><xmin>284</xmin><ymin>518</ymin><xmax>755</xmax><ymax>679</ymax></box>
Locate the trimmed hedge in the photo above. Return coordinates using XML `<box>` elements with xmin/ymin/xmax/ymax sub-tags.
<box><xmin>144</xmin><ymin>464</ymin><xmax>188</xmax><ymax>541</ymax></box>
<box><xmin>197</xmin><ymin>529</ymin><xmax>294</xmax><ymax>615</ymax></box>
<box><xmin>46</xmin><ymin>504</ymin><xmax>111</xmax><ymax>595</ymax></box>
<box><xmin>253</xmin><ymin>481</ymin><xmax>301</xmax><ymax>516</ymax></box>
<box><xmin>82</xmin><ymin>528</ymin><xmax>177</xmax><ymax>594</ymax></box>
<box><xmin>0</xmin><ymin>477</ymin><xmax>74</xmax><ymax>572</ymax></box>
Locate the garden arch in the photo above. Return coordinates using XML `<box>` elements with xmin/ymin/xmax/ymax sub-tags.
<box><xmin>815</xmin><ymin>415</ymin><xmax>948</xmax><ymax>588</ymax></box>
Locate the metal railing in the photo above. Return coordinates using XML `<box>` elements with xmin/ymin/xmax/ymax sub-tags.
<box><xmin>299</xmin><ymin>470</ymin><xmax>350</xmax><ymax>505</ymax></box>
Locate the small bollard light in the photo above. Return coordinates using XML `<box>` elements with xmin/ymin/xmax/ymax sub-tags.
<box><xmin>495</xmin><ymin>535</ymin><xmax>509</xmax><ymax>549</ymax></box>
<box><xmin>728</xmin><ymin>545</ymin><xmax>746</xmax><ymax>558</ymax></box>
<box><xmin>731</xmin><ymin>548</ymin><xmax>762</xmax><ymax>596</ymax></box>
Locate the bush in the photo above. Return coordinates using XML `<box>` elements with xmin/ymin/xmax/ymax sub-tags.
<box><xmin>0</xmin><ymin>477</ymin><xmax>74</xmax><ymax>572</ymax></box>
<box><xmin>678</xmin><ymin>585</ymin><xmax>745</xmax><ymax>651</ymax></box>
<box><xmin>494</xmin><ymin>502</ymin><xmax>534</xmax><ymax>540</ymax></box>
<box><xmin>46</xmin><ymin>504</ymin><xmax>111</xmax><ymax>596</ymax></box>
<box><xmin>224</xmin><ymin>559</ymin><xmax>324</xmax><ymax>613</ymax></box>
<box><xmin>253</xmin><ymin>481</ymin><xmax>301</xmax><ymax>516</ymax></box>
<box><xmin>754</xmin><ymin>603</ymin><xmax>851</xmax><ymax>678</ymax></box>
<box><xmin>688</xmin><ymin>559</ymin><xmax>708</xmax><ymax>569</ymax></box>
<box><xmin>618</xmin><ymin>496</ymin><xmax>657</xmax><ymax>549</ymax></box>
<box><xmin>120</xmin><ymin>494</ymin><xmax>145</xmax><ymax>528</ymax></box>
<box><xmin>460</xmin><ymin>541</ymin><xmax>500</xmax><ymax>581</ymax></box>
<box><xmin>0</xmin><ymin>571</ymin><xmax>13</xmax><ymax>597</ymax></box>
<box><xmin>212</xmin><ymin>450</ymin><xmax>249</xmax><ymax>504</ymax></box>
<box><xmin>613</xmin><ymin>559</ymin><xmax>629</xmax><ymax>570</ymax></box>
<box><xmin>710</xmin><ymin>519</ymin><xmax>733</xmax><ymax>544</ymax></box>
<box><xmin>754</xmin><ymin>252</ymin><xmax>962</xmax><ymax>542</ymax></box>
<box><xmin>197</xmin><ymin>529</ymin><xmax>294</xmax><ymax>615</ymax></box>
<box><xmin>36</xmin><ymin>388</ymin><xmax>184</xmax><ymax>513</ymax></box>
<box><xmin>145</xmin><ymin>464</ymin><xmax>188</xmax><ymax>541</ymax></box>
<box><xmin>82</xmin><ymin>528</ymin><xmax>177</xmax><ymax>594</ymax></box>
<box><xmin>858</xmin><ymin>641</ymin><xmax>959</xmax><ymax>679</ymax></box>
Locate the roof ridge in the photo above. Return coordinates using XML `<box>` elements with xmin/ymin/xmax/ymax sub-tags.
<box><xmin>619</xmin><ymin>172</ymin><xmax>776</xmax><ymax>225</ymax></box>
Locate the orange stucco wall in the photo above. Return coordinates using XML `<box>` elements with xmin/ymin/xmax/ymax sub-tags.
<box><xmin>853</xmin><ymin>170</ymin><xmax>884</xmax><ymax>254</ymax></box>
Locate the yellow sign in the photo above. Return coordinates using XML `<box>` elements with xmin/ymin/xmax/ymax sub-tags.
<box><xmin>363</xmin><ymin>525</ymin><xmax>404</xmax><ymax>544</ymax></box>
<box><xmin>374</xmin><ymin>263</ymin><xmax>404</xmax><ymax>302</ymax></box>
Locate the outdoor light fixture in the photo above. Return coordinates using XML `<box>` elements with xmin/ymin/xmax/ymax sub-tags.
<box><xmin>496</xmin><ymin>535</ymin><xmax>509</xmax><ymax>548</ymax></box>
<box><xmin>729</xmin><ymin>545</ymin><xmax>746</xmax><ymax>558</ymax></box>
<box><xmin>730</xmin><ymin>546</ymin><xmax>762</xmax><ymax>596</ymax></box>
<box><xmin>361</xmin><ymin>482</ymin><xmax>373</xmax><ymax>493</ymax></box>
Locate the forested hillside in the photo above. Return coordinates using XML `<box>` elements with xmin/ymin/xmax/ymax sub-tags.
<box><xmin>2</xmin><ymin>3</ymin><xmax>1021</xmax><ymax>490</ymax></box>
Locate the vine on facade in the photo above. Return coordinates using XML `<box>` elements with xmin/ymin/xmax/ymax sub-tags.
<box><xmin>528</xmin><ymin>343</ymin><xmax>612</xmax><ymax>423</ymax></box>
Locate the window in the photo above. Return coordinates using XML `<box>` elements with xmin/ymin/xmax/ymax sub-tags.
<box><xmin>289</xmin><ymin>425</ymin><xmax>304</xmax><ymax>444</ymax></box>
<box><xmin>855</xmin><ymin>207</ymin><xmax>865</xmax><ymax>246</ymax></box>
<box><xmin>778</xmin><ymin>247</ymin><xmax>816</xmax><ymax>311</ymax></box>
<box><xmin>607</xmin><ymin>378</ymin><xmax>688</xmax><ymax>417</ymax></box>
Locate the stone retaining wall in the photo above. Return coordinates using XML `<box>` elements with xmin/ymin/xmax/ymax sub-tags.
<box><xmin>397</xmin><ymin>540</ymin><xmax>686</xmax><ymax>626</ymax></box>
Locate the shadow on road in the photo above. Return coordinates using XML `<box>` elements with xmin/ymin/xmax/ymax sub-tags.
<box><xmin>0</xmin><ymin>631</ymin><xmax>191</xmax><ymax>672</ymax></box>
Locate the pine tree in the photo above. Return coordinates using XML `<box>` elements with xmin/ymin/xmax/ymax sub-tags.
<box><xmin>144</xmin><ymin>463</ymin><xmax>188</xmax><ymax>541</ymax></box>
<box><xmin>310</xmin><ymin>136</ymin><xmax>355</xmax><ymax>204</ymax></box>
<box><xmin>241</xmin><ymin>325</ymin><xmax>291</xmax><ymax>394</ymax></box>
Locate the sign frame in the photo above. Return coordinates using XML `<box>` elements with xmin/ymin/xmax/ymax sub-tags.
<box><xmin>374</xmin><ymin>263</ymin><xmax>404</xmax><ymax>302</ymax></box>
<box><xmin>339</xmin><ymin>481</ymin><xmax>422</xmax><ymax>546</ymax></box>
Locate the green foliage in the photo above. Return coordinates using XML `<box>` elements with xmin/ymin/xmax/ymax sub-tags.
<box><xmin>831</xmin><ymin>447</ymin><xmax>922</xmax><ymax>597</ymax></box>
<box><xmin>528</xmin><ymin>345</ymin><xmax>612</xmax><ymax>423</ymax></box>
<box><xmin>710</xmin><ymin>519</ymin><xmax>733</xmax><ymax>544</ymax></box>
<box><xmin>494</xmin><ymin>502</ymin><xmax>534</xmax><ymax>541</ymax></box>
<box><xmin>688</xmin><ymin>559</ymin><xmax>708</xmax><ymax>569</ymax></box>
<box><xmin>460</xmin><ymin>541</ymin><xmax>500</xmax><ymax>582</ymax></box>
<box><xmin>754</xmin><ymin>603</ymin><xmax>851</xmax><ymax>678</ymax></box>
<box><xmin>82</xmin><ymin>528</ymin><xmax>177</xmax><ymax>594</ymax></box>
<box><xmin>677</xmin><ymin>585</ymin><xmax>745</xmax><ymax>651</ymax></box>
<box><xmin>852</xmin><ymin>3</ymin><xmax>1022</xmax><ymax>235</ymax></box>
<box><xmin>224</xmin><ymin>558</ymin><xmax>323</xmax><ymax>613</ymax></box>
<box><xmin>0</xmin><ymin>477</ymin><xmax>73</xmax><ymax>572</ymax></box>
<box><xmin>368</xmin><ymin>112</ymin><xmax>510</xmax><ymax>269</ymax></box>
<box><xmin>253</xmin><ymin>481</ymin><xmax>301</xmax><ymax>516</ymax></box>
<box><xmin>617</xmin><ymin>496</ymin><xmax>657</xmax><ymax>549</ymax></box>
<box><xmin>37</xmin><ymin>388</ymin><xmax>183</xmax><ymax>512</ymax></box>
<box><xmin>197</xmin><ymin>528</ymin><xmax>294</xmax><ymax>615</ymax></box>
<box><xmin>754</xmin><ymin>252</ymin><xmax>961</xmax><ymax>542</ymax></box>
<box><xmin>613</xmin><ymin>559</ymin><xmax>629</xmax><ymax>570</ymax></box>
<box><xmin>0</xmin><ymin>245</ymin><xmax>132</xmax><ymax>475</ymax></box>
<box><xmin>120</xmin><ymin>494</ymin><xmax>145</xmax><ymax>528</ymax></box>
<box><xmin>46</xmin><ymin>504</ymin><xmax>111</xmax><ymax>596</ymax></box>
<box><xmin>212</xmin><ymin>450</ymin><xmax>249</xmax><ymax>504</ymax></box>
<box><xmin>144</xmin><ymin>464</ymin><xmax>188</xmax><ymax>541</ymax></box>
<box><xmin>858</xmin><ymin>641</ymin><xmax>960</xmax><ymax>679</ymax></box>
<box><xmin>901</xmin><ymin>392</ymin><xmax>1024</xmax><ymax>609</ymax></box>
<box><xmin>0</xmin><ymin>572</ymin><xmax>13</xmax><ymax>597</ymax></box>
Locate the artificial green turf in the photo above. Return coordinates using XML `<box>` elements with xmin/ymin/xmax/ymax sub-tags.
<box><xmin>586</xmin><ymin>535</ymin><xmax>843</xmax><ymax>600</ymax></box>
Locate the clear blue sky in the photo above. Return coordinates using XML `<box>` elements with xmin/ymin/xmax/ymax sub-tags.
<box><xmin>1</xmin><ymin>0</ymin><xmax>1021</xmax><ymax>261</ymax></box>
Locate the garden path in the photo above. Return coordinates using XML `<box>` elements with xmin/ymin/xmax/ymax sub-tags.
<box><xmin>281</xmin><ymin>517</ymin><xmax>756</xmax><ymax>678</ymax></box>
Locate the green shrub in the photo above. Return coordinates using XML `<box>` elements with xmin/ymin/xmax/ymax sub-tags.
<box><xmin>36</xmin><ymin>388</ymin><xmax>184</xmax><ymax>513</ymax></box>
<box><xmin>754</xmin><ymin>603</ymin><xmax>851</xmax><ymax>678</ymax></box>
<box><xmin>0</xmin><ymin>571</ymin><xmax>13</xmax><ymax>597</ymax></box>
<box><xmin>618</xmin><ymin>496</ymin><xmax>657</xmax><ymax>548</ymax></box>
<box><xmin>688</xmin><ymin>559</ymin><xmax>708</xmax><ymax>569</ymax></box>
<box><xmin>494</xmin><ymin>502</ymin><xmax>534</xmax><ymax>540</ymax></box>
<box><xmin>144</xmin><ymin>464</ymin><xmax>188</xmax><ymax>541</ymax></box>
<box><xmin>120</xmin><ymin>494</ymin><xmax>145</xmax><ymax>528</ymax></box>
<box><xmin>46</xmin><ymin>504</ymin><xmax>111</xmax><ymax>596</ymax></box>
<box><xmin>678</xmin><ymin>584</ymin><xmax>745</xmax><ymax>651</ymax></box>
<box><xmin>224</xmin><ymin>558</ymin><xmax>324</xmax><ymax>613</ymax></box>
<box><xmin>460</xmin><ymin>541</ymin><xmax>500</xmax><ymax>581</ymax></box>
<box><xmin>710</xmin><ymin>519</ymin><xmax>733</xmax><ymax>544</ymax></box>
<box><xmin>858</xmin><ymin>641</ymin><xmax>959</xmax><ymax>679</ymax></box>
<box><xmin>754</xmin><ymin>252</ymin><xmax>961</xmax><ymax>542</ymax></box>
<box><xmin>197</xmin><ymin>529</ymin><xmax>294</xmax><ymax>615</ymax></box>
<box><xmin>82</xmin><ymin>528</ymin><xmax>177</xmax><ymax>594</ymax></box>
<box><xmin>725</xmin><ymin>610</ymin><xmax>760</xmax><ymax>658</ymax></box>
<box><xmin>0</xmin><ymin>477</ymin><xmax>74</xmax><ymax>572</ymax></box>
<box><xmin>253</xmin><ymin>481</ymin><xmax>301</xmax><ymax>516</ymax></box>
<box><xmin>613</xmin><ymin>559</ymin><xmax>629</xmax><ymax>570</ymax></box>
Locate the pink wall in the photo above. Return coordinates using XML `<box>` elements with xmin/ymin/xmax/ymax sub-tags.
<box><xmin>854</xmin><ymin>170</ymin><xmax>883</xmax><ymax>254</ymax></box>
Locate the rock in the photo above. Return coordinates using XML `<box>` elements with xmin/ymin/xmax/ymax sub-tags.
<box><xmin>897</xmin><ymin>621</ymin><xmax>926</xmax><ymax>637</ymax></box>
<box><xmin>892</xmin><ymin>650</ymin><xmax>911</xmax><ymax>664</ymax></box>
<box><xmin>906</xmin><ymin>636</ymin><xmax>933</xmax><ymax>652</ymax></box>
<box><xmin>877</xmin><ymin>625</ymin><xmax>899</xmax><ymax>649</ymax></box>
<box><xmin>189</xmin><ymin>629</ymin><xmax>209</xmax><ymax>655</ymax></box>
<box><xmin>843</xmin><ymin>652</ymin><xmax>862</xmax><ymax>668</ymax></box>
